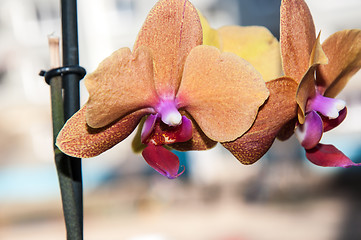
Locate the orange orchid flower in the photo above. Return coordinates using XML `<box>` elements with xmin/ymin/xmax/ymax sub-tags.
<box><xmin>56</xmin><ymin>0</ymin><xmax>269</xmax><ymax>178</ymax></box>
<box><xmin>203</xmin><ymin>0</ymin><xmax>361</xmax><ymax>168</ymax></box>
<box><xmin>279</xmin><ymin>0</ymin><xmax>361</xmax><ymax>167</ymax></box>
<box><xmin>226</xmin><ymin>0</ymin><xmax>361</xmax><ymax>167</ymax></box>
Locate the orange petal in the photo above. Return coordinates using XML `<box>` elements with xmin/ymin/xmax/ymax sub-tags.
<box><xmin>296</xmin><ymin>66</ymin><xmax>317</xmax><ymax>124</ymax></box>
<box><xmin>85</xmin><ymin>47</ymin><xmax>158</xmax><ymax>128</ymax></box>
<box><xmin>170</xmin><ymin>111</ymin><xmax>217</xmax><ymax>151</ymax></box>
<box><xmin>318</xmin><ymin>29</ymin><xmax>361</xmax><ymax>98</ymax></box>
<box><xmin>280</xmin><ymin>0</ymin><xmax>316</xmax><ymax>82</ymax></box>
<box><xmin>177</xmin><ymin>45</ymin><xmax>269</xmax><ymax>142</ymax></box>
<box><xmin>310</xmin><ymin>32</ymin><xmax>328</xmax><ymax>67</ymax></box>
<box><xmin>218</xmin><ymin>26</ymin><xmax>282</xmax><ymax>81</ymax></box>
<box><xmin>56</xmin><ymin>106</ymin><xmax>148</xmax><ymax>158</ymax></box>
<box><xmin>222</xmin><ymin>77</ymin><xmax>298</xmax><ymax>164</ymax></box>
<box><xmin>134</xmin><ymin>0</ymin><xmax>202</xmax><ymax>96</ymax></box>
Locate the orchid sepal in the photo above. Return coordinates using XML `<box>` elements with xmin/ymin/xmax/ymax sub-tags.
<box><xmin>56</xmin><ymin>106</ymin><xmax>149</xmax><ymax>158</ymax></box>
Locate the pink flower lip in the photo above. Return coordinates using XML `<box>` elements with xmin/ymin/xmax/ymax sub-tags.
<box><xmin>307</xmin><ymin>93</ymin><xmax>346</xmax><ymax>119</ymax></box>
<box><xmin>141</xmin><ymin>113</ymin><xmax>158</xmax><ymax>143</ymax></box>
<box><xmin>295</xmin><ymin>110</ymin><xmax>323</xmax><ymax>150</ymax></box>
<box><xmin>141</xmin><ymin>115</ymin><xmax>193</xmax><ymax>146</ymax></box>
<box><xmin>139</xmin><ymin>112</ymin><xmax>192</xmax><ymax>179</ymax></box>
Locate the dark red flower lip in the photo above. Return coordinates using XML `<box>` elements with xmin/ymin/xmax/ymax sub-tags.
<box><xmin>142</xmin><ymin>144</ymin><xmax>185</xmax><ymax>179</ymax></box>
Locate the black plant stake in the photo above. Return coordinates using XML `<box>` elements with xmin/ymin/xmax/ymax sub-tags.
<box><xmin>60</xmin><ymin>0</ymin><xmax>84</xmax><ymax>238</ymax></box>
<box><xmin>40</xmin><ymin>0</ymin><xmax>85</xmax><ymax>239</ymax></box>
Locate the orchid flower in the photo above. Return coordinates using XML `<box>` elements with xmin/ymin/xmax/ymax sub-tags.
<box><xmin>56</xmin><ymin>0</ymin><xmax>269</xmax><ymax>179</ymax></box>
<box><xmin>199</xmin><ymin>0</ymin><xmax>361</xmax><ymax>168</ymax></box>
<box><xmin>278</xmin><ymin>0</ymin><xmax>361</xmax><ymax>167</ymax></box>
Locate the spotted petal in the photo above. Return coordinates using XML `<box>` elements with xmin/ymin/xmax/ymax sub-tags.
<box><xmin>317</xmin><ymin>30</ymin><xmax>361</xmax><ymax>98</ymax></box>
<box><xmin>56</xmin><ymin>106</ymin><xmax>148</xmax><ymax>158</ymax></box>
<box><xmin>85</xmin><ymin>47</ymin><xmax>158</xmax><ymax>128</ymax></box>
<box><xmin>134</xmin><ymin>0</ymin><xmax>202</xmax><ymax>96</ymax></box>
<box><xmin>306</xmin><ymin>144</ymin><xmax>361</xmax><ymax>168</ymax></box>
<box><xmin>218</xmin><ymin>26</ymin><xmax>282</xmax><ymax>81</ymax></box>
<box><xmin>177</xmin><ymin>45</ymin><xmax>269</xmax><ymax>142</ymax></box>
<box><xmin>222</xmin><ymin>77</ymin><xmax>298</xmax><ymax>164</ymax></box>
<box><xmin>280</xmin><ymin>0</ymin><xmax>316</xmax><ymax>82</ymax></box>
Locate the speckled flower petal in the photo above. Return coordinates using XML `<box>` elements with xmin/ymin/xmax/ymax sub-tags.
<box><xmin>218</xmin><ymin>26</ymin><xmax>282</xmax><ymax>81</ymax></box>
<box><xmin>280</xmin><ymin>0</ymin><xmax>316</xmax><ymax>82</ymax></box>
<box><xmin>222</xmin><ymin>77</ymin><xmax>298</xmax><ymax>164</ymax></box>
<box><xmin>56</xmin><ymin>106</ymin><xmax>149</xmax><ymax>158</ymax></box>
<box><xmin>134</xmin><ymin>0</ymin><xmax>202</xmax><ymax>96</ymax></box>
<box><xmin>317</xmin><ymin>29</ymin><xmax>361</xmax><ymax>98</ymax></box>
<box><xmin>295</xmin><ymin>111</ymin><xmax>323</xmax><ymax>150</ymax></box>
<box><xmin>85</xmin><ymin>47</ymin><xmax>158</xmax><ymax>128</ymax></box>
<box><xmin>306</xmin><ymin>144</ymin><xmax>361</xmax><ymax>168</ymax></box>
<box><xmin>142</xmin><ymin>144</ymin><xmax>184</xmax><ymax>179</ymax></box>
<box><xmin>177</xmin><ymin>45</ymin><xmax>269</xmax><ymax>142</ymax></box>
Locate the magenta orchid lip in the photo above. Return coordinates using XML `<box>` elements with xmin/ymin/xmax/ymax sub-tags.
<box><xmin>295</xmin><ymin>110</ymin><xmax>323</xmax><ymax>150</ymax></box>
<box><xmin>307</xmin><ymin>93</ymin><xmax>346</xmax><ymax>119</ymax></box>
<box><xmin>141</xmin><ymin>114</ymin><xmax>193</xmax><ymax>178</ymax></box>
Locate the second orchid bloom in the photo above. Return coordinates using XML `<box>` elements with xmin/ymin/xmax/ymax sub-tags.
<box><xmin>203</xmin><ymin>0</ymin><xmax>361</xmax><ymax>168</ymax></box>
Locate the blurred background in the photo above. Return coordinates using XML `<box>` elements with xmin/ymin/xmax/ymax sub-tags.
<box><xmin>1</xmin><ymin>0</ymin><xmax>361</xmax><ymax>239</ymax></box>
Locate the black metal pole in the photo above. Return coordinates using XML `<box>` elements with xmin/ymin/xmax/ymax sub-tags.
<box><xmin>61</xmin><ymin>0</ymin><xmax>83</xmax><ymax>238</ymax></box>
